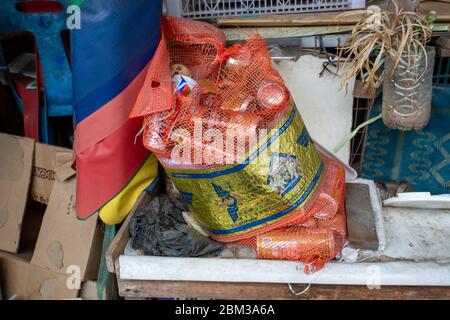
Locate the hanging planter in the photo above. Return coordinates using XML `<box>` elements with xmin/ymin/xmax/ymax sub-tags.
<box><xmin>382</xmin><ymin>46</ymin><xmax>435</xmax><ymax>130</ymax></box>
<box><xmin>338</xmin><ymin>1</ymin><xmax>435</xmax><ymax>131</ymax></box>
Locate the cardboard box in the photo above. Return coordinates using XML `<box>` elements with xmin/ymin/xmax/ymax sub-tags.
<box><xmin>0</xmin><ymin>133</ymin><xmax>34</xmax><ymax>253</ymax></box>
<box><xmin>0</xmin><ymin>253</ymin><xmax>79</xmax><ymax>300</ymax></box>
<box><xmin>80</xmin><ymin>280</ymin><xmax>108</xmax><ymax>300</ymax></box>
<box><xmin>30</xmin><ymin>142</ymin><xmax>72</xmax><ymax>205</ymax></box>
<box><xmin>0</xmin><ymin>134</ymin><xmax>103</xmax><ymax>298</ymax></box>
<box><xmin>31</xmin><ymin>174</ymin><xmax>102</xmax><ymax>281</ymax></box>
<box><xmin>17</xmin><ymin>200</ymin><xmax>46</xmax><ymax>257</ymax></box>
<box><xmin>0</xmin><ymin>192</ymin><xmax>77</xmax><ymax>300</ymax></box>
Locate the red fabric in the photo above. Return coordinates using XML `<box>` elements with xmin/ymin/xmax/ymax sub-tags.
<box><xmin>75</xmin><ymin>117</ymin><xmax>148</xmax><ymax>218</ymax></box>
<box><xmin>15</xmin><ymin>1</ymin><xmax>62</xmax><ymax>13</ymax></box>
<box><xmin>12</xmin><ymin>74</ymin><xmax>40</xmax><ymax>141</ymax></box>
<box><xmin>75</xmin><ymin>60</ymin><xmax>150</xmax><ymax>155</ymax></box>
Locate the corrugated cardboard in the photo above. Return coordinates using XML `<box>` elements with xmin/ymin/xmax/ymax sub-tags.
<box><xmin>17</xmin><ymin>200</ymin><xmax>46</xmax><ymax>256</ymax></box>
<box><xmin>0</xmin><ymin>252</ymin><xmax>79</xmax><ymax>300</ymax></box>
<box><xmin>0</xmin><ymin>134</ymin><xmax>102</xmax><ymax>298</ymax></box>
<box><xmin>0</xmin><ymin>133</ymin><xmax>34</xmax><ymax>253</ymax></box>
<box><xmin>31</xmin><ymin>169</ymin><xmax>102</xmax><ymax>281</ymax></box>
<box><xmin>80</xmin><ymin>280</ymin><xmax>108</xmax><ymax>300</ymax></box>
<box><xmin>30</xmin><ymin>142</ymin><xmax>71</xmax><ymax>204</ymax></box>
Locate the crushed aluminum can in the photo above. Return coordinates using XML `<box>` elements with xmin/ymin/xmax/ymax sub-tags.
<box><xmin>172</xmin><ymin>74</ymin><xmax>198</xmax><ymax>98</ymax></box>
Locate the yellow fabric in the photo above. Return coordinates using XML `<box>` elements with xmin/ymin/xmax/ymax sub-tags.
<box><xmin>99</xmin><ymin>154</ymin><xmax>158</xmax><ymax>224</ymax></box>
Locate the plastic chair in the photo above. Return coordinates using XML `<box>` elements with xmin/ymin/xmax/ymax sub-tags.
<box><xmin>0</xmin><ymin>0</ymin><xmax>72</xmax><ymax>143</ymax></box>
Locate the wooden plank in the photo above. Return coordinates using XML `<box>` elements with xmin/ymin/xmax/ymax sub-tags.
<box><xmin>217</xmin><ymin>10</ymin><xmax>365</xmax><ymax>27</ymax></box>
<box><xmin>346</xmin><ymin>182</ymin><xmax>380</xmax><ymax>250</ymax></box>
<box><xmin>117</xmin><ymin>278</ymin><xmax>450</xmax><ymax>300</ymax></box>
<box><xmin>436</xmin><ymin>35</ymin><xmax>450</xmax><ymax>48</ymax></box>
<box><xmin>222</xmin><ymin>26</ymin><xmax>353</xmax><ymax>42</ymax></box>
<box><xmin>217</xmin><ymin>2</ymin><xmax>450</xmax><ymax>27</ymax></box>
<box><xmin>395</xmin><ymin>0</ymin><xmax>420</xmax><ymax>12</ymax></box>
<box><xmin>432</xmin><ymin>24</ymin><xmax>450</xmax><ymax>33</ymax></box>
<box><xmin>427</xmin><ymin>0</ymin><xmax>450</xmax><ymax>4</ymax></box>
<box><xmin>352</xmin><ymin>80</ymin><xmax>377</xmax><ymax>99</ymax></box>
<box><xmin>420</xmin><ymin>1</ymin><xmax>450</xmax><ymax>22</ymax></box>
<box><xmin>106</xmin><ymin>191</ymin><xmax>154</xmax><ymax>273</ymax></box>
<box><xmin>436</xmin><ymin>46</ymin><xmax>450</xmax><ymax>56</ymax></box>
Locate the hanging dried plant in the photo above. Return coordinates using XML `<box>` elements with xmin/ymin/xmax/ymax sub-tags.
<box><xmin>337</xmin><ymin>1</ymin><xmax>432</xmax><ymax>94</ymax></box>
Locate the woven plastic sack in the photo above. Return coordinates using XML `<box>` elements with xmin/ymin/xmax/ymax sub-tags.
<box><xmin>130</xmin><ymin>17</ymin><xmax>344</xmax><ymax>244</ymax></box>
<box><xmin>238</xmin><ymin>153</ymin><xmax>347</xmax><ymax>273</ymax></box>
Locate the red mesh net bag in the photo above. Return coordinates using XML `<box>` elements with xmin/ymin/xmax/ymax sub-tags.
<box><xmin>130</xmin><ymin>17</ymin><xmax>347</xmax><ymax>272</ymax></box>
<box><xmin>130</xmin><ymin>16</ymin><xmax>228</xmax><ymax>157</ymax></box>
<box><xmin>238</xmin><ymin>153</ymin><xmax>347</xmax><ymax>273</ymax></box>
<box><xmin>131</xmin><ymin>17</ymin><xmax>292</xmax><ymax>165</ymax></box>
<box><xmin>130</xmin><ymin>17</ymin><xmax>226</xmax><ymax>118</ymax></box>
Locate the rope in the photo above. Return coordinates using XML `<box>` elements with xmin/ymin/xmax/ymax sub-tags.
<box><xmin>288</xmin><ymin>282</ymin><xmax>312</xmax><ymax>296</ymax></box>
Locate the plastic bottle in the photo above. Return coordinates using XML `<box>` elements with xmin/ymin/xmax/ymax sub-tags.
<box><xmin>382</xmin><ymin>46</ymin><xmax>435</xmax><ymax>131</ymax></box>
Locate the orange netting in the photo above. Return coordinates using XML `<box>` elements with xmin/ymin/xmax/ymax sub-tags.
<box><xmin>130</xmin><ymin>16</ymin><xmax>226</xmax><ymax>118</ymax></box>
<box><xmin>130</xmin><ymin>17</ymin><xmax>347</xmax><ymax>272</ymax></box>
<box><xmin>131</xmin><ymin>17</ymin><xmax>292</xmax><ymax>166</ymax></box>
<box><xmin>237</xmin><ymin>153</ymin><xmax>347</xmax><ymax>273</ymax></box>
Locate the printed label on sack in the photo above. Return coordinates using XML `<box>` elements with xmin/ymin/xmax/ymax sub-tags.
<box><xmin>165</xmin><ymin>103</ymin><xmax>324</xmax><ymax>240</ymax></box>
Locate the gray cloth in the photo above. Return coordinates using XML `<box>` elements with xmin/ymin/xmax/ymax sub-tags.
<box><xmin>129</xmin><ymin>195</ymin><xmax>223</xmax><ymax>257</ymax></box>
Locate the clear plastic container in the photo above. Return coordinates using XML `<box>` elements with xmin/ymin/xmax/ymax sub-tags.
<box><xmin>382</xmin><ymin>46</ymin><xmax>435</xmax><ymax>131</ymax></box>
